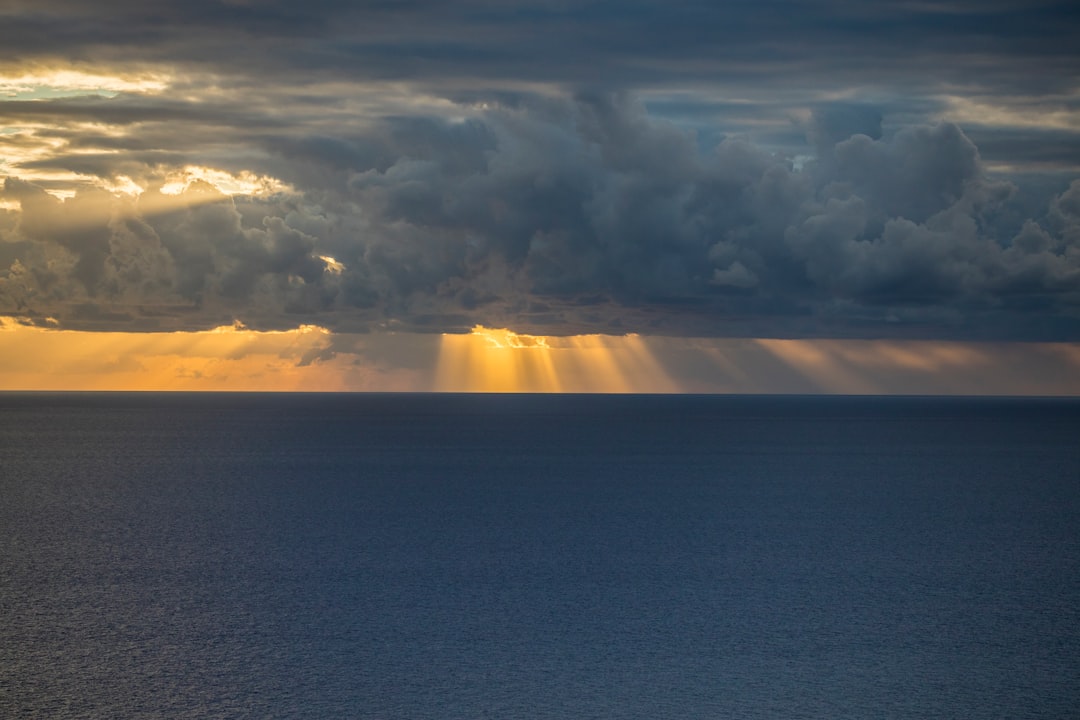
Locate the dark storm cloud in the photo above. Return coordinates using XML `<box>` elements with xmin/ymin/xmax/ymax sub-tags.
<box><xmin>5</xmin><ymin>92</ymin><xmax>1079</xmax><ymax>338</ymax></box>
<box><xmin>2</xmin><ymin>0</ymin><xmax>1078</xmax><ymax>338</ymax></box>
<box><xmin>0</xmin><ymin>178</ymin><xmax>342</xmax><ymax>330</ymax></box>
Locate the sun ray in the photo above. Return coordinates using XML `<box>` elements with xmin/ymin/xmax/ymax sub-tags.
<box><xmin>436</xmin><ymin>326</ymin><xmax>678</xmax><ymax>393</ymax></box>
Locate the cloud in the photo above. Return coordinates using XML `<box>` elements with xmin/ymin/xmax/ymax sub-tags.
<box><xmin>2</xmin><ymin>90</ymin><xmax>1080</xmax><ymax>339</ymax></box>
<box><xmin>3</xmin><ymin>2</ymin><xmax>1077</xmax><ymax>93</ymax></box>
<box><xmin>1</xmin><ymin>2</ymin><xmax>1078</xmax><ymax>340</ymax></box>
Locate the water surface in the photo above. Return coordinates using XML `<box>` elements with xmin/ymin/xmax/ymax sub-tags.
<box><xmin>3</xmin><ymin>393</ymin><xmax>1079</xmax><ymax>718</ymax></box>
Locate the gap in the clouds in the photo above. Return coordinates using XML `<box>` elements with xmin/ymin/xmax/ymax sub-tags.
<box><xmin>0</xmin><ymin>69</ymin><xmax>170</xmax><ymax>99</ymax></box>
<box><xmin>157</xmin><ymin>166</ymin><xmax>292</xmax><ymax>197</ymax></box>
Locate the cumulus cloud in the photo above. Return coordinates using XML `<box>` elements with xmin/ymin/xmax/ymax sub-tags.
<box><xmin>1</xmin><ymin>1</ymin><xmax>1078</xmax><ymax>339</ymax></box>
<box><xmin>2</xmin><ymin>91</ymin><xmax>1078</xmax><ymax>339</ymax></box>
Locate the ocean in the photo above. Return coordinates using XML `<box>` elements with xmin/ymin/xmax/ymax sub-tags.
<box><xmin>2</xmin><ymin>393</ymin><xmax>1079</xmax><ymax>718</ymax></box>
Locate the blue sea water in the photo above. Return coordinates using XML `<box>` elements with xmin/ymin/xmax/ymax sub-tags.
<box><xmin>2</xmin><ymin>393</ymin><xmax>1079</xmax><ymax>719</ymax></box>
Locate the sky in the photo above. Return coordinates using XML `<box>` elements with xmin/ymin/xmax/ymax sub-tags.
<box><xmin>1</xmin><ymin>0</ymin><xmax>1079</xmax><ymax>392</ymax></box>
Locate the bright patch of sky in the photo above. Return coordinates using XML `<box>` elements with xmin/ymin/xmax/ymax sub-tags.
<box><xmin>158</xmin><ymin>166</ymin><xmax>292</xmax><ymax>197</ymax></box>
<box><xmin>0</xmin><ymin>70</ymin><xmax>169</xmax><ymax>99</ymax></box>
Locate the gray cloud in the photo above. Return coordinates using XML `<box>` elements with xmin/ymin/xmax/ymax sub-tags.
<box><xmin>2</xmin><ymin>1</ymin><xmax>1077</xmax><ymax>95</ymax></box>
<box><xmin>3</xmin><ymin>92</ymin><xmax>1079</xmax><ymax>339</ymax></box>
<box><xmin>2</xmin><ymin>1</ymin><xmax>1078</xmax><ymax>339</ymax></box>
<box><xmin>3</xmin><ymin>3</ymin><xmax>1077</xmax><ymax>176</ymax></box>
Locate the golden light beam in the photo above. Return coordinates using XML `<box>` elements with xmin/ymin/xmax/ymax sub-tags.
<box><xmin>436</xmin><ymin>326</ymin><xmax>679</xmax><ymax>393</ymax></box>
<box><xmin>751</xmin><ymin>338</ymin><xmax>1080</xmax><ymax>396</ymax></box>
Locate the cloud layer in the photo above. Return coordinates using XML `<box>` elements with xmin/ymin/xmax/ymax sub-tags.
<box><xmin>1</xmin><ymin>1</ymin><xmax>1078</xmax><ymax>340</ymax></box>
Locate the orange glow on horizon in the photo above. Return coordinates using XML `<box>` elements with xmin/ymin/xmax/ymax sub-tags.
<box><xmin>0</xmin><ymin>319</ymin><xmax>422</xmax><ymax>392</ymax></box>
<box><xmin>0</xmin><ymin>317</ymin><xmax>1078</xmax><ymax>395</ymax></box>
